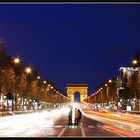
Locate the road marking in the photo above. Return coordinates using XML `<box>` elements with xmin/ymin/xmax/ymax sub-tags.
<box><xmin>81</xmin><ymin>122</ymin><xmax>86</xmax><ymax>137</ymax></box>
<box><xmin>54</xmin><ymin>125</ymin><xmax>63</xmax><ymax>128</ymax></box>
<box><xmin>57</xmin><ymin>128</ymin><xmax>66</xmax><ymax>137</ymax></box>
<box><xmin>88</xmin><ymin>125</ymin><xmax>95</xmax><ymax>128</ymax></box>
<box><xmin>44</xmin><ymin>125</ymin><xmax>64</xmax><ymax>128</ymax></box>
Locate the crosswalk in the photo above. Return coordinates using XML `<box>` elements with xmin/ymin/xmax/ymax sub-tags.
<box><xmin>45</xmin><ymin>124</ymin><xmax>96</xmax><ymax>129</ymax></box>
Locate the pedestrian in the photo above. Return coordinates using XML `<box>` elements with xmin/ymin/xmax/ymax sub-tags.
<box><xmin>77</xmin><ymin>109</ymin><xmax>82</xmax><ymax>123</ymax></box>
<box><xmin>74</xmin><ymin>108</ymin><xmax>80</xmax><ymax>125</ymax></box>
<box><xmin>68</xmin><ymin>108</ymin><xmax>72</xmax><ymax>125</ymax></box>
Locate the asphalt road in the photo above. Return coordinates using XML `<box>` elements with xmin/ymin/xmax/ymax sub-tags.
<box><xmin>56</xmin><ymin>114</ymin><xmax>125</xmax><ymax>137</ymax></box>
<box><xmin>0</xmin><ymin>108</ymin><xmax>126</xmax><ymax>137</ymax></box>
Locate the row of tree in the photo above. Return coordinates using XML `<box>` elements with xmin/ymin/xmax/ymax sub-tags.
<box><xmin>0</xmin><ymin>40</ymin><xmax>69</xmax><ymax>111</ymax></box>
<box><xmin>85</xmin><ymin>53</ymin><xmax>140</xmax><ymax>111</ymax></box>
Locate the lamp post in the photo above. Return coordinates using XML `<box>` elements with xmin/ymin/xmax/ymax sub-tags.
<box><xmin>39</xmin><ymin>80</ymin><xmax>47</xmax><ymax>110</ymax></box>
<box><xmin>107</xmin><ymin>79</ymin><xmax>118</xmax><ymax>110</ymax></box>
<box><xmin>25</xmin><ymin>67</ymin><xmax>32</xmax><ymax>110</ymax></box>
<box><xmin>132</xmin><ymin>59</ymin><xmax>138</xmax><ymax>111</ymax></box>
<box><xmin>13</xmin><ymin>57</ymin><xmax>21</xmax><ymax>111</ymax></box>
<box><xmin>104</xmin><ymin>83</ymin><xmax>109</xmax><ymax>107</ymax></box>
<box><xmin>35</xmin><ymin>76</ymin><xmax>41</xmax><ymax>110</ymax></box>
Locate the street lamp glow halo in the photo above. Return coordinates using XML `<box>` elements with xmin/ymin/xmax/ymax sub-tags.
<box><xmin>25</xmin><ymin>67</ymin><xmax>32</xmax><ymax>74</ymax></box>
<box><xmin>13</xmin><ymin>57</ymin><xmax>21</xmax><ymax>64</ymax></box>
<box><xmin>132</xmin><ymin>59</ymin><xmax>138</xmax><ymax>65</ymax></box>
<box><xmin>37</xmin><ymin>76</ymin><xmax>40</xmax><ymax>79</ymax></box>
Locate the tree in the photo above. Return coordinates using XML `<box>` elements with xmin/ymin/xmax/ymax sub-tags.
<box><xmin>18</xmin><ymin>72</ymin><xmax>27</xmax><ymax>98</ymax></box>
<box><xmin>30</xmin><ymin>80</ymin><xmax>38</xmax><ymax>99</ymax></box>
<box><xmin>2</xmin><ymin>67</ymin><xmax>16</xmax><ymax>94</ymax></box>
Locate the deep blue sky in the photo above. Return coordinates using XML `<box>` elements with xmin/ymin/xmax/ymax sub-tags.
<box><xmin>0</xmin><ymin>4</ymin><xmax>140</xmax><ymax>96</ymax></box>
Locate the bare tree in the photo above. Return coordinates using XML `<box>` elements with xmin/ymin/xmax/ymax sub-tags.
<box><xmin>18</xmin><ymin>72</ymin><xmax>27</xmax><ymax>99</ymax></box>
<box><xmin>2</xmin><ymin>67</ymin><xmax>16</xmax><ymax>94</ymax></box>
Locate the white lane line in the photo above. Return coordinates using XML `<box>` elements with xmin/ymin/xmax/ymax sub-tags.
<box><xmin>57</xmin><ymin>127</ymin><xmax>67</xmax><ymax>137</ymax></box>
<box><xmin>55</xmin><ymin>125</ymin><xmax>63</xmax><ymax>128</ymax></box>
<box><xmin>81</xmin><ymin>122</ymin><xmax>86</xmax><ymax>137</ymax></box>
<box><xmin>88</xmin><ymin>125</ymin><xmax>95</xmax><ymax>128</ymax></box>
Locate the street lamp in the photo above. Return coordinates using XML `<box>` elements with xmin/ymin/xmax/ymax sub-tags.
<box><xmin>13</xmin><ymin>57</ymin><xmax>21</xmax><ymax>111</ymax></box>
<box><xmin>25</xmin><ymin>66</ymin><xmax>32</xmax><ymax>110</ymax></box>
<box><xmin>131</xmin><ymin>59</ymin><xmax>138</xmax><ymax>111</ymax></box>
<box><xmin>48</xmin><ymin>86</ymin><xmax>54</xmax><ymax>108</ymax></box>
<box><xmin>107</xmin><ymin>79</ymin><xmax>118</xmax><ymax>110</ymax></box>
<box><xmin>25</xmin><ymin>67</ymin><xmax>32</xmax><ymax>74</ymax></box>
<box><xmin>132</xmin><ymin>59</ymin><xmax>138</xmax><ymax>65</ymax></box>
<box><xmin>37</xmin><ymin>76</ymin><xmax>40</xmax><ymax>80</ymax></box>
<box><xmin>103</xmin><ymin>83</ymin><xmax>109</xmax><ymax>107</ymax></box>
<box><xmin>13</xmin><ymin>57</ymin><xmax>20</xmax><ymax>65</ymax></box>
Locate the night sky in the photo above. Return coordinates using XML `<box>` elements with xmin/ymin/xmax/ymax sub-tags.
<box><xmin>0</xmin><ymin>4</ymin><xmax>140</xmax><ymax>96</ymax></box>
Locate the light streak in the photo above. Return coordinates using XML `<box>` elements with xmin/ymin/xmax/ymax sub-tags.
<box><xmin>0</xmin><ymin>107</ymin><xmax>68</xmax><ymax>137</ymax></box>
<box><xmin>84</xmin><ymin>110</ymin><xmax>140</xmax><ymax>137</ymax></box>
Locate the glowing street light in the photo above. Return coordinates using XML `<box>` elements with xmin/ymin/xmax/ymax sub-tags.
<box><xmin>13</xmin><ymin>57</ymin><xmax>20</xmax><ymax>64</ymax></box>
<box><xmin>108</xmin><ymin>80</ymin><xmax>112</xmax><ymax>83</ymax></box>
<box><xmin>13</xmin><ymin>57</ymin><xmax>21</xmax><ymax>111</ymax></box>
<box><xmin>25</xmin><ymin>67</ymin><xmax>32</xmax><ymax>74</ymax></box>
<box><xmin>105</xmin><ymin>84</ymin><xmax>107</xmax><ymax>87</ymax></box>
<box><xmin>37</xmin><ymin>76</ymin><xmax>40</xmax><ymax>80</ymax></box>
<box><xmin>25</xmin><ymin>67</ymin><xmax>32</xmax><ymax>110</ymax></box>
<box><xmin>132</xmin><ymin>59</ymin><xmax>138</xmax><ymax>65</ymax></box>
<box><xmin>43</xmin><ymin>81</ymin><xmax>46</xmax><ymax>84</ymax></box>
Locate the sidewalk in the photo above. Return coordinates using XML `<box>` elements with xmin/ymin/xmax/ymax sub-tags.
<box><xmin>0</xmin><ymin>107</ymin><xmax>62</xmax><ymax>117</ymax></box>
<box><xmin>0</xmin><ymin>110</ymin><xmax>41</xmax><ymax>117</ymax></box>
<box><xmin>0</xmin><ymin>109</ymin><xmax>49</xmax><ymax>117</ymax></box>
<box><xmin>121</xmin><ymin>110</ymin><xmax>140</xmax><ymax>114</ymax></box>
<box><xmin>107</xmin><ymin>109</ymin><xmax>140</xmax><ymax>115</ymax></box>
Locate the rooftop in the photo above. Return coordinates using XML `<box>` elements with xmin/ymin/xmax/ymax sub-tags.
<box><xmin>66</xmin><ymin>83</ymin><xmax>88</xmax><ymax>87</ymax></box>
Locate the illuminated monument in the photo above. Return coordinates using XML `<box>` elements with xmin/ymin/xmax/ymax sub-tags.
<box><xmin>66</xmin><ymin>83</ymin><xmax>88</xmax><ymax>102</ymax></box>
